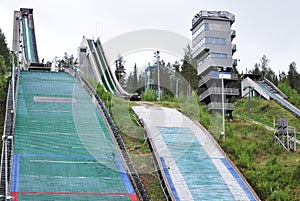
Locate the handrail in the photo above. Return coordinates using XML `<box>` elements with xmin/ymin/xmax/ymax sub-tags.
<box><xmin>199</xmin><ymin>87</ymin><xmax>239</xmax><ymax>100</ymax></box>
<box><xmin>0</xmin><ymin>81</ymin><xmax>12</xmax><ymax>198</ymax></box>
<box><xmin>207</xmin><ymin>102</ymin><xmax>235</xmax><ymax>110</ymax></box>
<box><xmin>0</xmin><ymin>61</ymin><xmax>20</xmax><ymax>198</ymax></box>
<box><xmin>263</xmin><ymin>78</ymin><xmax>287</xmax><ymax>99</ymax></box>
<box><xmin>199</xmin><ymin>72</ymin><xmax>238</xmax><ymax>87</ymax></box>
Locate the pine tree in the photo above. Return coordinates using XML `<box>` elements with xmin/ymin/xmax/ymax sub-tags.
<box><xmin>57</xmin><ymin>52</ymin><xmax>76</xmax><ymax>69</ymax></box>
<box><xmin>0</xmin><ymin>28</ymin><xmax>10</xmax><ymax>108</ymax></box>
<box><xmin>0</xmin><ymin>55</ymin><xmax>9</xmax><ymax>98</ymax></box>
<box><xmin>126</xmin><ymin>72</ymin><xmax>135</xmax><ymax>93</ymax></box>
<box><xmin>249</xmin><ymin>55</ymin><xmax>278</xmax><ymax>85</ymax></box>
<box><xmin>132</xmin><ymin>63</ymin><xmax>138</xmax><ymax>89</ymax></box>
<box><xmin>137</xmin><ymin>73</ymin><xmax>145</xmax><ymax>94</ymax></box>
<box><xmin>0</xmin><ymin>28</ymin><xmax>10</xmax><ymax>67</ymax></box>
<box><xmin>288</xmin><ymin>62</ymin><xmax>300</xmax><ymax>92</ymax></box>
<box><xmin>180</xmin><ymin>44</ymin><xmax>198</xmax><ymax>97</ymax></box>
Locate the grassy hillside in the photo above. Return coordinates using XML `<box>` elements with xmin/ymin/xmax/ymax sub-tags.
<box><xmin>100</xmin><ymin>91</ymin><xmax>300</xmax><ymax>200</ymax></box>
<box><xmin>222</xmin><ymin>97</ymin><xmax>300</xmax><ymax>200</ymax></box>
<box><xmin>107</xmin><ymin>96</ymin><xmax>166</xmax><ymax>201</ymax></box>
<box><xmin>156</xmin><ymin>96</ymin><xmax>300</xmax><ymax>200</ymax></box>
<box><xmin>234</xmin><ymin>97</ymin><xmax>300</xmax><ymax>131</ymax></box>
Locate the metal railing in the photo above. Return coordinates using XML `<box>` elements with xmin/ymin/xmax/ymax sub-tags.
<box><xmin>199</xmin><ymin>87</ymin><xmax>239</xmax><ymax>101</ymax></box>
<box><xmin>0</xmin><ymin>57</ymin><xmax>19</xmax><ymax>200</ymax></box>
<box><xmin>206</xmin><ymin>102</ymin><xmax>235</xmax><ymax>111</ymax></box>
<box><xmin>262</xmin><ymin>78</ymin><xmax>287</xmax><ymax>99</ymax></box>
<box><xmin>199</xmin><ymin>72</ymin><xmax>238</xmax><ymax>87</ymax></box>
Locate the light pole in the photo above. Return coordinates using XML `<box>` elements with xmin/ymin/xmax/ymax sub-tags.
<box><xmin>218</xmin><ymin>67</ymin><xmax>226</xmax><ymax>142</ymax></box>
<box><xmin>243</xmin><ymin>86</ymin><xmax>254</xmax><ymax>118</ymax></box>
<box><xmin>154</xmin><ymin>51</ymin><xmax>161</xmax><ymax>101</ymax></box>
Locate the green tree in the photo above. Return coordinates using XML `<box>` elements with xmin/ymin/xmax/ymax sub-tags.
<box><xmin>132</xmin><ymin>63</ymin><xmax>138</xmax><ymax>89</ymax></box>
<box><xmin>249</xmin><ymin>63</ymin><xmax>261</xmax><ymax>75</ymax></box>
<box><xmin>159</xmin><ymin>61</ymin><xmax>176</xmax><ymax>97</ymax></box>
<box><xmin>137</xmin><ymin>73</ymin><xmax>144</xmax><ymax>94</ymax></box>
<box><xmin>180</xmin><ymin>44</ymin><xmax>198</xmax><ymax>97</ymax></box>
<box><xmin>0</xmin><ymin>28</ymin><xmax>10</xmax><ymax>146</ymax></box>
<box><xmin>287</xmin><ymin>62</ymin><xmax>300</xmax><ymax>93</ymax></box>
<box><xmin>126</xmin><ymin>72</ymin><xmax>134</xmax><ymax>93</ymax></box>
<box><xmin>58</xmin><ymin>52</ymin><xmax>77</xmax><ymax>69</ymax></box>
<box><xmin>278</xmin><ymin>82</ymin><xmax>300</xmax><ymax>108</ymax></box>
<box><xmin>0</xmin><ymin>55</ymin><xmax>9</xmax><ymax>98</ymax></box>
<box><xmin>249</xmin><ymin>55</ymin><xmax>278</xmax><ymax>85</ymax></box>
<box><xmin>0</xmin><ymin>28</ymin><xmax>10</xmax><ymax>67</ymax></box>
<box><xmin>126</xmin><ymin>63</ymin><xmax>139</xmax><ymax>93</ymax></box>
<box><xmin>0</xmin><ymin>28</ymin><xmax>10</xmax><ymax>101</ymax></box>
<box><xmin>260</xmin><ymin>54</ymin><xmax>269</xmax><ymax>74</ymax></box>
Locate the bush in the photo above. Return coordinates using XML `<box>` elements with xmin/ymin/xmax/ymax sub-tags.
<box><xmin>96</xmin><ymin>84</ymin><xmax>112</xmax><ymax>108</ymax></box>
<box><xmin>142</xmin><ymin>88</ymin><xmax>157</xmax><ymax>101</ymax></box>
<box><xmin>278</xmin><ymin>82</ymin><xmax>300</xmax><ymax>108</ymax></box>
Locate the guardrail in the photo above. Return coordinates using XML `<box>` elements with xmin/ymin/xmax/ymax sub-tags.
<box><xmin>206</xmin><ymin>102</ymin><xmax>235</xmax><ymax>111</ymax></box>
<box><xmin>199</xmin><ymin>87</ymin><xmax>239</xmax><ymax>101</ymax></box>
<box><xmin>0</xmin><ymin>67</ymin><xmax>19</xmax><ymax>200</ymax></box>
<box><xmin>199</xmin><ymin>72</ymin><xmax>238</xmax><ymax>87</ymax></box>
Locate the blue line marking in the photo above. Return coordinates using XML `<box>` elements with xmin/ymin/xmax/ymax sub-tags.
<box><xmin>221</xmin><ymin>158</ymin><xmax>257</xmax><ymax>201</ymax></box>
<box><xmin>11</xmin><ymin>154</ymin><xmax>20</xmax><ymax>192</ymax></box>
<box><xmin>114</xmin><ymin>156</ymin><xmax>135</xmax><ymax>194</ymax></box>
<box><xmin>160</xmin><ymin>157</ymin><xmax>180</xmax><ymax>201</ymax></box>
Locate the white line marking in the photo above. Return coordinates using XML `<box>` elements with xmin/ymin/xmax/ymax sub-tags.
<box><xmin>30</xmin><ymin>160</ymin><xmax>100</xmax><ymax>164</ymax></box>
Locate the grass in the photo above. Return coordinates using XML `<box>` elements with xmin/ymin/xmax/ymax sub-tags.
<box><xmin>92</xmin><ymin>83</ymin><xmax>300</xmax><ymax>200</ymax></box>
<box><xmin>223</xmin><ymin>98</ymin><xmax>300</xmax><ymax>200</ymax></box>
<box><xmin>109</xmin><ymin>96</ymin><xmax>166</xmax><ymax>200</ymax></box>
<box><xmin>234</xmin><ymin>97</ymin><xmax>300</xmax><ymax>131</ymax></box>
<box><xmin>154</xmin><ymin>96</ymin><xmax>300</xmax><ymax>200</ymax></box>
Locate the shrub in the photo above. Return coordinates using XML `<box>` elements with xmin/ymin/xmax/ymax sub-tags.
<box><xmin>142</xmin><ymin>88</ymin><xmax>157</xmax><ymax>101</ymax></box>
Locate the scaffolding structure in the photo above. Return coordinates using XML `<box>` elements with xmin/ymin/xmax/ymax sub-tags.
<box><xmin>274</xmin><ymin>118</ymin><xmax>297</xmax><ymax>152</ymax></box>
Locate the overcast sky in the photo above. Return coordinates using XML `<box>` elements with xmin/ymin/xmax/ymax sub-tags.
<box><xmin>0</xmin><ymin>0</ymin><xmax>299</xmax><ymax>74</ymax></box>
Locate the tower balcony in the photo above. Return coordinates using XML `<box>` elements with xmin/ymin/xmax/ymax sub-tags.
<box><xmin>232</xmin><ymin>44</ymin><xmax>236</xmax><ymax>55</ymax></box>
<box><xmin>232</xmin><ymin>59</ymin><xmax>238</xmax><ymax>67</ymax></box>
<box><xmin>199</xmin><ymin>87</ymin><xmax>239</xmax><ymax>101</ymax></box>
<box><xmin>206</xmin><ymin>102</ymin><xmax>235</xmax><ymax>111</ymax></box>
<box><xmin>198</xmin><ymin>71</ymin><xmax>238</xmax><ymax>87</ymax></box>
<box><xmin>231</xmin><ymin>30</ymin><xmax>236</xmax><ymax>41</ymax></box>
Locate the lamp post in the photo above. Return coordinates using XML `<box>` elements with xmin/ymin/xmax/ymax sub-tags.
<box><xmin>154</xmin><ymin>51</ymin><xmax>161</xmax><ymax>101</ymax></box>
<box><xmin>218</xmin><ymin>67</ymin><xmax>226</xmax><ymax>142</ymax></box>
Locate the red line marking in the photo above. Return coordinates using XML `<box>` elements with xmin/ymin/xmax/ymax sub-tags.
<box><xmin>129</xmin><ymin>194</ymin><xmax>139</xmax><ymax>201</ymax></box>
<box><xmin>11</xmin><ymin>192</ymin><xmax>18</xmax><ymax>201</ymax></box>
<box><xmin>14</xmin><ymin>191</ymin><xmax>137</xmax><ymax>197</ymax></box>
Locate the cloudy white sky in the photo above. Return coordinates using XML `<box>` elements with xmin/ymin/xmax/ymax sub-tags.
<box><xmin>0</xmin><ymin>0</ymin><xmax>299</xmax><ymax>74</ymax></box>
